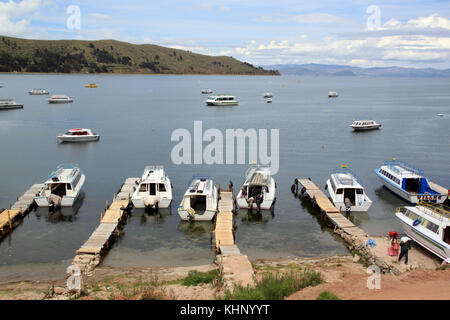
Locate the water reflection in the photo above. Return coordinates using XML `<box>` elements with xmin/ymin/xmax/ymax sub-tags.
<box><xmin>34</xmin><ymin>192</ymin><xmax>84</xmax><ymax>223</ymax></box>
<box><xmin>131</xmin><ymin>207</ymin><xmax>172</xmax><ymax>225</ymax></box>
<box><xmin>237</xmin><ymin>209</ymin><xmax>275</xmax><ymax>224</ymax></box>
<box><xmin>177</xmin><ymin>221</ymin><xmax>213</xmax><ymax>237</ymax></box>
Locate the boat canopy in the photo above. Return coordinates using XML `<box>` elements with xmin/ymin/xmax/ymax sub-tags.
<box><xmin>384</xmin><ymin>160</ymin><xmax>424</xmax><ymax>177</ymax></box>
<box><xmin>332</xmin><ymin>169</ymin><xmax>363</xmax><ymax>187</ymax></box>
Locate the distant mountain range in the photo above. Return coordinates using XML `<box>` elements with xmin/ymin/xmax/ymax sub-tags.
<box><xmin>263</xmin><ymin>63</ymin><xmax>450</xmax><ymax>77</ymax></box>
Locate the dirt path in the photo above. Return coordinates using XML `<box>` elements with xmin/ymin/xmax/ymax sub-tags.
<box><xmin>287</xmin><ymin>267</ymin><xmax>450</xmax><ymax>300</ymax></box>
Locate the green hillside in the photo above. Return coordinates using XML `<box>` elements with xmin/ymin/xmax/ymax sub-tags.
<box><xmin>0</xmin><ymin>36</ymin><xmax>279</xmax><ymax>75</ymax></box>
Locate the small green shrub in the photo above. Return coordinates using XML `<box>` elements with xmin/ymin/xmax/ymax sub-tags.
<box><xmin>182</xmin><ymin>270</ymin><xmax>218</xmax><ymax>286</ymax></box>
<box><xmin>224</xmin><ymin>270</ymin><xmax>324</xmax><ymax>300</ymax></box>
<box><xmin>316</xmin><ymin>291</ymin><xmax>340</xmax><ymax>300</ymax></box>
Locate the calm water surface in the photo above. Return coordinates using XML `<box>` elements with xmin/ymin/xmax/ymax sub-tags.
<box><xmin>0</xmin><ymin>74</ymin><xmax>449</xmax><ymax>282</ymax></box>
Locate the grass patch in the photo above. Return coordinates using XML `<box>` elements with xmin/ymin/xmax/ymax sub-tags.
<box><xmin>436</xmin><ymin>264</ymin><xmax>450</xmax><ymax>271</ymax></box>
<box><xmin>181</xmin><ymin>270</ymin><xmax>218</xmax><ymax>287</ymax></box>
<box><xmin>316</xmin><ymin>291</ymin><xmax>340</xmax><ymax>300</ymax></box>
<box><xmin>224</xmin><ymin>270</ymin><xmax>323</xmax><ymax>300</ymax></box>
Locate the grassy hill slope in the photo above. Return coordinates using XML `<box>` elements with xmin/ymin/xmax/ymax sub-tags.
<box><xmin>0</xmin><ymin>36</ymin><xmax>279</xmax><ymax>75</ymax></box>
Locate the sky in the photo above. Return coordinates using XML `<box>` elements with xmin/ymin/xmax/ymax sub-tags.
<box><xmin>1</xmin><ymin>0</ymin><xmax>450</xmax><ymax>68</ymax></box>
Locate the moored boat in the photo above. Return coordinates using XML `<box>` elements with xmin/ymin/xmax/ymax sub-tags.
<box><xmin>236</xmin><ymin>165</ymin><xmax>276</xmax><ymax>210</ymax></box>
<box><xmin>177</xmin><ymin>176</ymin><xmax>218</xmax><ymax>221</ymax></box>
<box><xmin>375</xmin><ymin>160</ymin><xmax>448</xmax><ymax>204</ymax></box>
<box><xmin>328</xmin><ymin>91</ymin><xmax>339</xmax><ymax>98</ymax></box>
<box><xmin>84</xmin><ymin>83</ymin><xmax>98</xmax><ymax>88</ymax></box>
<box><xmin>34</xmin><ymin>164</ymin><xmax>85</xmax><ymax>209</ymax></box>
<box><xmin>205</xmin><ymin>95</ymin><xmax>238</xmax><ymax>106</ymax></box>
<box><xmin>326</xmin><ymin>168</ymin><xmax>372</xmax><ymax>212</ymax></box>
<box><xmin>266</xmin><ymin>98</ymin><xmax>273</xmax><ymax>103</ymax></box>
<box><xmin>395</xmin><ymin>202</ymin><xmax>450</xmax><ymax>263</ymax></box>
<box><xmin>350</xmin><ymin>120</ymin><xmax>382</xmax><ymax>131</ymax></box>
<box><xmin>29</xmin><ymin>89</ymin><xmax>49</xmax><ymax>95</ymax></box>
<box><xmin>57</xmin><ymin>128</ymin><xmax>100</xmax><ymax>142</ymax></box>
<box><xmin>0</xmin><ymin>99</ymin><xmax>23</xmax><ymax>110</ymax></box>
<box><xmin>201</xmin><ymin>89</ymin><xmax>213</xmax><ymax>94</ymax></box>
<box><xmin>48</xmin><ymin>95</ymin><xmax>73</xmax><ymax>104</ymax></box>
<box><xmin>263</xmin><ymin>92</ymin><xmax>273</xmax><ymax>98</ymax></box>
<box><xmin>131</xmin><ymin>166</ymin><xmax>173</xmax><ymax>210</ymax></box>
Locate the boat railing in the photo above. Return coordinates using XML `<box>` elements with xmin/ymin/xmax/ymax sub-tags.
<box><xmin>48</xmin><ymin>163</ymin><xmax>78</xmax><ymax>179</ymax></box>
<box><xmin>384</xmin><ymin>160</ymin><xmax>424</xmax><ymax>176</ymax></box>
<box><xmin>332</xmin><ymin>168</ymin><xmax>363</xmax><ymax>186</ymax></box>
<box><xmin>417</xmin><ymin>202</ymin><xmax>450</xmax><ymax>220</ymax></box>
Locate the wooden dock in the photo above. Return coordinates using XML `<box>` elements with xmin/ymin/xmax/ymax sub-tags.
<box><xmin>0</xmin><ymin>184</ymin><xmax>45</xmax><ymax>238</ymax></box>
<box><xmin>214</xmin><ymin>190</ymin><xmax>255</xmax><ymax>289</ymax></box>
<box><xmin>296</xmin><ymin>179</ymin><xmax>367</xmax><ymax>237</ymax></box>
<box><xmin>72</xmin><ymin>178</ymin><xmax>138</xmax><ymax>275</ymax></box>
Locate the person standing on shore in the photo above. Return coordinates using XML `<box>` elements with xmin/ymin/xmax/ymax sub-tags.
<box><xmin>399</xmin><ymin>239</ymin><xmax>412</xmax><ymax>264</ymax></box>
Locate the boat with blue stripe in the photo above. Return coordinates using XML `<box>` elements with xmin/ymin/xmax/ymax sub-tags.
<box><xmin>375</xmin><ymin>160</ymin><xmax>448</xmax><ymax>204</ymax></box>
<box><xmin>395</xmin><ymin>203</ymin><xmax>450</xmax><ymax>263</ymax></box>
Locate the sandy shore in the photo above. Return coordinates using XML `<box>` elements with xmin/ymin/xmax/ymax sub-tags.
<box><xmin>0</xmin><ymin>252</ymin><xmax>449</xmax><ymax>300</ymax></box>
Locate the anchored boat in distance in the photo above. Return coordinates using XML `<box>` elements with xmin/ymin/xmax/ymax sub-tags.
<box><xmin>201</xmin><ymin>89</ymin><xmax>213</xmax><ymax>94</ymax></box>
<box><xmin>326</xmin><ymin>168</ymin><xmax>373</xmax><ymax>212</ymax></box>
<box><xmin>395</xmin><ymin>202</ymin><xmax>450</xmax><ymax>264</ymax></box>
<box><xmin>34</xmin><ymin>164</ymin><xmax>85</xmax><ymax>209</ymax></box>
<box><xmin>0</xmin><ymin>99</ymin><xmax>23</xmax><ymax>110</ymax></box>
<box><xmin>375</xmin><ymin>160</ymin><xmax>448</xmax><ymax>204</ymax></box>
<box><xmin>328</xmin><ymin>91</ymin><xmax>339</xmax><ymax>98</ymax></box>
<box><xmin>131</xmin><ymin>166</ymin><xmax>173</xmax><ymax>210</ymax></box>
<box><xmin>205</xmin><ymin>94</ymin><xmax>238</xmax><ymax>106</ymax></box>
<box><xmin>57</xmin><ymin>128</ymin><xmax>100</xmax><ymax>143</ymax></box>
<box><xmin>29</xmin><ymin>89</ymin><xmax>49</xmax><ymax>95</ymax></box>
<box><xmin>48</xmin><ymin>95</ymin><xmax>73</xmax><ymax>104</ymax></box>
<box><xmin>236</xmin><ymin>165</ymin><xmax>276</xmax><ymax>210</ymax></box>
<box><xmin>177</xmin><ymin>176</ymin><xmax>218</xmax><ymax>221</ymax></box>
<box><xmin>350</xmin><ymin>120</ymin><xmax>382</xmax><ymax>131</ymax></box>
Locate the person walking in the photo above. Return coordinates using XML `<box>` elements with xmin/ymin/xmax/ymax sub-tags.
<box><xmin>399</xmin><ymin>238</ymin><xmax>412</xmax><ymax>264</ymax></box>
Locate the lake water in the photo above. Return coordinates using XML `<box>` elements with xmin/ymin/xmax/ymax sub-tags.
<box><xmin>0</xmin><ymin>74</ymin><xmax>449</xmax><ymax>283</ymax></box>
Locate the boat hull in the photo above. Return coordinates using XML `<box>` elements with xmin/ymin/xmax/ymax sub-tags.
<box><xmin>177</xmin><ymin>209</ymin><xmax>216</xmax><ymax>221</ymax></box>
<box><xmin>206</xmin><ymin>102</ymin><xmax>238</xmax><ymax>106</ymax></box>
<box><xmin>351</xmin><ymin>125</ymin><xmax>381</xmax><ymax>131</ymax></box>
<box><xmin>132</xmin><ymin>197</ymin><xmax>172</xmax><ymax>209</ymax></box>
<box><xmin>57</xmin><ymin>135</ymin><xmax>100</xmax><ymax>142</ymax></box>
<box><xmin>236</xmin><ymin>197</ymin><xmax>273</xmax><ymax>210</ymax></box>
<box><xmin>48</xmin><ymin>100</ymin><xmax>73</xmax><ymax>104</ymax></box>
<box><xmin>35</xmin><ymin>195</ymin><xmax>77</xmax><ymax>207</ymax></box>
<box><xmin>377</xmin><ymin>173</ymin><xmax>446</xmax><ymax>204</ymax></box>
<box><xmin>0</xmin><ymin>104</ymin><xmax>23</xmax><ymax>110</ymax></box>
<box><xmin>395</xmin><ymin>213</ymin><xmax>450</xmax><ymax>263</ymax></box>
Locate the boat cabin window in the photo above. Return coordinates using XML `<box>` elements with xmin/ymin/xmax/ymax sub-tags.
<box><xmin>139</xmin><ymin>184</ymin><xmax>147</xmax><ymax>192</ymax></box>
<box><xmin>149</xmin><ymin>183</ymin><xmax>156</xmax><ymax>196</ymax></box>
<box><xmin>404</xmin><ymin>178</ymin><xmax>420</xmax><ymax>193</ymax></box>
<box><xmin>336</xmin><ymin>188</ymin><xmax>343</xmax><ymax>195</ymax></box>
<box><xmin>67</xmin><ymin>183</ymin><xmax>72</xmax><ymax>191</ymax></box>
<box><xmin>356</xmin><ymin>188</ymin><xmax>363</xmax><ymax>195</ymax></box>
<box><xmin>158</xmin><ymin>183</ymin><xmax>166</xmax><ymax>192</ymax></box>
<box><xmin>72</xmin><ymin>172</ymin><xmax>81</xmax><ymax>189</ymax></box>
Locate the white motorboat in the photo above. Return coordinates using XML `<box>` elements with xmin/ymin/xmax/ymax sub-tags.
<box><xmin>48</xmin><ymin>95</ymin><xmax>73</xmax><ymax>104</ymax></box>
<box><xmin>437</xmin><ymin>114</ymin><xmax>444</xmax><ymax>117</ymax></box>
<box><xmin>201</xmin><ymin>89</ymin><xmax>213</xmax><ymax>94</ymax></box>
<box><xmin>29</xmin><ymin>89</ymin><xmax>49</xmax><ymax>95</ymax></box>
<box><xmin>57</xmin><ymin>128</ymin><xmax>100</xmax><ymax>143</ymax></box>
<box><xmin>34</xmin><ymin>164</ymin><xmax>85</xmax><ymax>209</ymax></box>
<box><xmin>266</xmin><ymin>98</ymin><xmax>273</xmax><ymax>103</ymax></box>
<box><xmin>177</xmin><ymin>176</ymin><xmax>218</xmax><ymax>221</ymax></box>
<box><xmin>263</xmin><ymin>93</ymin><xmax>273</xmax><ymax>98</ymax></box>
<box><xmin>395</xmin><ymin>203</ymin><xmax>450</xmax><ymax>263</ymax></box>
<box><xmin>236</xmin><ymin>165</ymin><xmax>276</xmax><ymax>210</ymax></box>
<box><xmin>131</xmin><ymin>166</ymin><xmax>173</xmax><ymax>209</ymax></box>
<box><xmin>350</xmin><ymin>120</ymin><xmax>382</xmax><ymax>131</ymax></box>
<box><xmin>205</xmin><ymin>95</ymin><xmax>238</xmax><ymax>106</ymax></box>
<box><xmin>326</xmin><ymin>168</ymin><xmax>373</xmax><ymax>212</ymax></box>
<box><xmin>375</xmin><ymin>160</ymin><xmax>448</xmax><ymax>204</ymax></box>
<box><xmin>328</xmin><ymin>91</ymin><xmax>339</xmax><ymax>98</ymax></box>
<box><xmin>0</xmin><ymin>99</ymin><xmax>23</xmax><ymax>110</ymax></box>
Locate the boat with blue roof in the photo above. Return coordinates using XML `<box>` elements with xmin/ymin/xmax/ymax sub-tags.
<box><xmin>34</xmin><ymin>164</ymin><xmax>85</xmax><ymax>209</ymax></box>
<box><xmin>375</xmin><ymin>160</ymin><xmax>448</xmax><ymax>204</ymax></box>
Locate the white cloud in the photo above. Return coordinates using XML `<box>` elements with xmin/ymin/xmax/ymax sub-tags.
<box><xmin>90</xmin><ymin>13</ymin><xmax>113</xmax><ymax>21</ymax></box>
<box><xmin>0</xmin><ymin>0</ymin><xmax>42</xmax><ymax>37</ymax></box>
